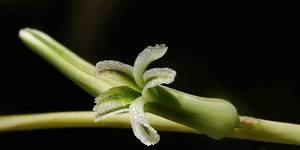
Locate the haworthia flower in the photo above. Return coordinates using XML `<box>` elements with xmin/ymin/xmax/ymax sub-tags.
<box><xmin>93</xmin><ymin>44</ymin><xmax>175</xmax><ymax>146</ymax></box>
<box><xmin>18</xmin><ymin>28</ymin><xmax>240</xmax><ymax>146</ymax></box>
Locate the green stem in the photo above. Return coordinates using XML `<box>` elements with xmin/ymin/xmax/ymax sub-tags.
<box><xmin>0</xmin><ymin>112</ymin><xmax>299</xmax><ymax>145</ymax></box>
<box><xmin>233</xmin><ymin>116</ymin><xmax>300</xmax><ymax>145</ymax></box>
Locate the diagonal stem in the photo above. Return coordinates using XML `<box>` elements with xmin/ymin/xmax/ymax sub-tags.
<box><xmin>19</xmin><ymin>28</ymin><xmax>113</xmax><ymax>96</ymax></box>
<box><xmin>22</xmin><ymin>28</ymin><xmax>95</xmax><ymax>76</ymax></box>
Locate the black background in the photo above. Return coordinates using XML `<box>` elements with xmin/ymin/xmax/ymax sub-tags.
<box><xmin>0</xmin><ymin>1</ymin><xmax>299</xmax><ymax>149</ymax></box>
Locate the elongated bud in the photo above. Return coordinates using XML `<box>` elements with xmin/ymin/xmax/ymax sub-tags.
<box><xmin>144</xmin><ymin>86</ymin><xmax>239</xmax><ymax>139</ymax></box>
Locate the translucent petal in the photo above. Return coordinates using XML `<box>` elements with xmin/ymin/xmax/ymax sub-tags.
<box><xmin>129</xmin><ymin>97</ymin><xmax>160</xmax><ymax>146</ymax></box>
<box><xmin>95</xmin><ymin>60</ymin><xmax>139</xmax><ymax>91</ymax></box>
<box><xmin>94</xmin><ymin>100</ymin><xmax>127</xmax><ymax>114</ymax></box>
<box><xmin>133</xmin><ymin>44</ymin><xmax>168</xmax><ymax>88</ymax></box>
<box><xmin>95</xmin><ymin>108</ymin><xmax>129</xmax><ymax>122</ymax></box>
<box><xmin>93</xmin><ymin>86</ymin><xmax>140</xmax><ymax>122</ymax></box>
<box><xmin>142</xmin><ymin>68</ymin><xmax>176</xmax><ymax>95</ymax></box>
<box><xmin>94</xmin><ymin>100</ymin><xmax>130</xmax><ymax>122</ymax></box>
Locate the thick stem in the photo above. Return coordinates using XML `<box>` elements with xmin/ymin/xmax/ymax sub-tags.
<box><xmin>0</xmin><ymin>112</ymin><xmax>299</xmax><ymax>145</ymax></box>
<box><xmin>23</xmin><ymin>28</ymin><xmax>95</xmax><ymax>76</ymax></box>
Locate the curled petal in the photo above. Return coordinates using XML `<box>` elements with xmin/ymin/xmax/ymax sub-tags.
<box><xmin>95</xmin><ymin>60</ymin><xmax>133</xmax><ymax>76</ymax></box>
<box><xmin>142</xmin><ymin>68</ymin><xmax>176</xmax><ymax>95</ymax></box>
<box><xmin>95</xmin><ymin>60</ymin><xmax>139</xmax><ymax>91</ymax></box>
<box><xmin>94</xmin><ymin>86</ymin><xmax>140</xmax><ymax>122</ymax></box>
<box><xmin>133</xmin><ymin>44</ymin><xmax>168</xmax><ymax>88</ymax></box>
<box><xmin>129</xmin><ymin>97</ymin><xmax>160</xmax><ymax>146</ymax></box>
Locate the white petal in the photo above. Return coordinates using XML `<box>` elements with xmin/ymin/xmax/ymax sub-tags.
<box><xmin>133</xmin><ymin>44</ymin><xmax>168</xmax><ymax>88</ymax></box>
<box><xmin>95</xmin><ymin>60</ymin><xmax>133</xmax><ymax>77</ymax></box>
<box><xmin>94</xmin><ymin>101</ymin><xmax>124</xmax><ymax>113</ymax></box>
<box><xmin>129</xmin><ymin>97</ymin><xmax>160</xmax><ymax>146</ymax></box>
<box><xmin>94</xmin><ymin>60</ymin><xmax>139</xmax><ymax>91</ymax></box>
<box><xmin>94</xmin><ymin>101</ymin><xmax>130</xmax><ymax>122</ymax></box>
<box><xmin>142</xmin><ymin>68</ymin><xmax>176</xmax><ymax>95</ymax></box>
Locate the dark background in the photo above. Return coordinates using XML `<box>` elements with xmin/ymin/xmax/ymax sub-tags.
<box><xmin>0</xmin><ymin>0</ymin><xmax>299</xmax><ymax>149</ymax></box>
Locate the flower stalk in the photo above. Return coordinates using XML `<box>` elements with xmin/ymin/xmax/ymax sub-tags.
<box><xmin>1</xmin><ymin>112</ymin><xmax>300</xmax><ymax>145</ymax></box>
<box><xmin>1</xmin><ymin>28</ymin><xmax>298</xmax><ymax>146</ymax></box>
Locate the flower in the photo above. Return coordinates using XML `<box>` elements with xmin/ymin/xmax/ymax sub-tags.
<box><xmin>93</xmin><ymin>44</ymin><xmax>176</xmax><ymax>146</ymax></box>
